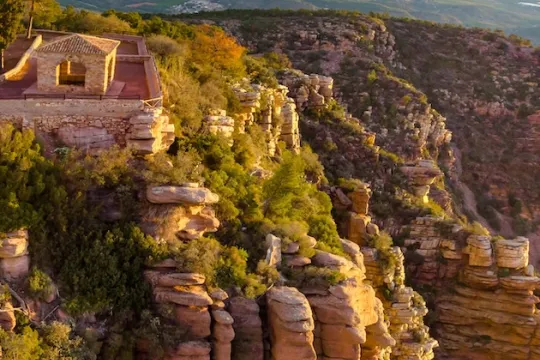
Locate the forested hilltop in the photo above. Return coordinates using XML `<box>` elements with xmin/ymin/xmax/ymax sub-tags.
<box><xmin>0</xmin><ymin>2</ymin><xmax>539</xmax><ymax>360</ymax></box>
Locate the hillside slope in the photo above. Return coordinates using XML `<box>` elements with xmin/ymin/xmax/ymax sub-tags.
<box><xmin>58</xmin><ymin>0</ymin><xmax>540</xmax><ymax>43</ymax></box>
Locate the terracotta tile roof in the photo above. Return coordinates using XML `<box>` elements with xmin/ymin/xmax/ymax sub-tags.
<box><xmin>36</xmin><ymin>34</ymin><xmax>120</xmax><ymax>55</ymax></box>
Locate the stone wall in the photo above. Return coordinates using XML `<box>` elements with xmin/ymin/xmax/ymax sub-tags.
<box><xmin>0</xmin><ymin>99</ymin><xmax>173</xmax><ymax>154</ymax></box>
<box><xmin>0</xmin><ymin>98</ymin><xmax>143</xmax><ymax>118</ymax></box>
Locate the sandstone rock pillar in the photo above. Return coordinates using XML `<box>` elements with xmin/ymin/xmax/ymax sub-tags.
<box><xmin>266</xmin><ymin>287</ymin><xmax>316</xmax><ymax>360</ymax></box>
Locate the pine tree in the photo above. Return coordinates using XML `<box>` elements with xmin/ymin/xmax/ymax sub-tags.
<box><xmin>0</xmin><ymin>0</ymin><xmax>24</xmax><ymax>70</ymax></box>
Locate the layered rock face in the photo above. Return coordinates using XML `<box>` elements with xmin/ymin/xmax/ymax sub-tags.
<box><xmin>230</xmin><ymin>82</ymin><xmax>300</xmax><ymax>154</ymax></box>
<box><xmin>204</xmin><ymin>110</ymin><xmax>235</xmax><ymax>140</ymax></box>
<box><xmin>262</xmin><ymin>225</ymin><xmax>396</xmax><ymax>359</ymax></box>
<box><xmin>306</xmin><ymin>250</ymin><xmax>380</xmax><ymax>360</ymax></box>
<box><xmin>279</xmin><ymin>72</ymin><xmax>334</xmax><ymax>111</ymax></box>
<box><xmin>228</xmin><ymin>296</ymin><xmax>263</xmax><ymax>360</ymax></box>
<box><xmin>141</xmin><ymin>184</ymin><xmax>220</xmax><ymax>242</ymax></box>
<box><xmin>0</xmin><ymin>230</ymin><xmax>30</xmax><ymax>281</ymax></box>
<box><xmin>266</xmin><ymin>287</ymin><xmax>316</xmax><ymax>360</ymax></box>
<box><xmin>331</xmin><ymin>185</ymin><xmax>438</xmax><ymax>360</ymax></box>
<box><xmin>143</xmin><ymin>261</ymin><xmax>235</xmax><ymax>360</ymax></box>
<box><xmin>126</xmin><ymin>108</ymin><xmax>175</xmax><ymax>155</ymax></box>
<box><xmin>404</xmin><ymin>216</ymin><xmax>540</xmax><ymax>359</ymax></box>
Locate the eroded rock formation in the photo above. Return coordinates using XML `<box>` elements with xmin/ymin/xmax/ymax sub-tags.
<box><xmin>0</xmin><ymin>230</ymin><xmax>30</xmax><ymax>281</ymax></box>
<box><xmin>144</xmin><ymin>260</ymin><xmax>235</xmax><ymax>360</ymax></box>
<box><xmin>141</xmin><ymin>185</ymin><xmax>220</xmax><ymax>242</ymax></box>
<box><xmin>404</xmin><ymin>216</ymin><xmax>540</xmax><ymax>359</ymax></box>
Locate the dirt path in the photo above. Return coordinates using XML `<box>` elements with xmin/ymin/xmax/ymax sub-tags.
<box><xmin>451</xmin><ymin>145</ymin><xmax>495</xmax><ymax>233</ymax></box>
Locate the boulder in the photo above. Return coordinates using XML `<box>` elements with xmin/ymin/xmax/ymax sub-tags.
<box><xmin>212</xmin><ymin>310</ymin><xmax>234</xmax><ymax>325</ymax></box>
<box><xmin>284</xmin><ymin>255</ymin><xmax>311</xmax><ymax>267</ymax></box>
<box><xmin>495</xmin><ymin>238</ymin><xmax>529</xmax><ymax>269</ymax></box>
<box><xmin>154</xmin><ymin>287</ymin><xmax>213</xmax><ymax>307</ymax></box>
<box><xmin>0</xmin><ymin>302</ymin><xmax>16</xmax><ymax>331</ymax></box>
<box><xmin>0</xmin><ymin>231</ymin><xmax>28</xmax><ymax>258</ymax></box>
<box><xmin>209</xmin><ymin>289</ymin><xmax>229</xmax><ymax>302</ymax></box>
<box><xmin>146</xmin><ymin>186</ymin><xmax>219</xmax><ymax>205</ymax></box>
<box><xmin>312</xmin><ymin>251</ymin><xmax>355</xmax><ymax>273</ymax></box>
<box><xmin>0</xmin><ymin>255</ymin><xmax>30</xmax><ymax>281</ymax></box>
<box><xmin>265</xmin><ymin>234</ymin><xmax>282</xmax><ymax>267</ymax></box>
<box><xmin>145</xmin><ymin>272</ymin><xmax>206</xmax><ymax>287</ymax></box>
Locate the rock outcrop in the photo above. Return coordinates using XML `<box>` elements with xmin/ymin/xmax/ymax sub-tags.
<box><xmin>404</xmin><ymin>216</ymin><xmax>540</xmax><ymax>359</ymax></box>
<box><xmin>204</xmin><ymin>110</ymin><xmax>235</xmax><ymax>140</ymax></box>
<box><xmin>232</xmin><ymin>82</ymin><xmax>300</xmax><ymax>154</ymax></box>
<box><xmin>143</xmin><ymin>260</ymin><xmax>236</xmax><ymax>360</ymax></box>
<box><xmin>400</xmin><ymin>160</ymin><xmax>443</xmax><ymax>203</ymax></box>
<box><xmin>141</xmin><ymin>185</ymin><xmax>220</xmax><ymax>242</ymax></box>
<box><xmin>127</xmin><ymin>108</ymin><xmax>175</xmax><ymax>154</ymax></box>
<box><xmin>266</xmin><ymin>287</ymin><xmax>316</xmax><ymax>360</ymax></box>
<box><xmin>229</xmin><ymin>297</ymin><xmax>264</xmax><ymax>360</ymax></box>
<box><xmin>0</xmin><ymin>230</ymin><xmax>30</xmax><ymax>281</ymax></box>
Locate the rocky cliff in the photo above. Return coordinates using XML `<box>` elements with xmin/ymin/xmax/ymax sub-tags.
<box><xmin>175</xmin><ymin>11</ymin><xmax>540</xmax><ymax>359</ymax></box>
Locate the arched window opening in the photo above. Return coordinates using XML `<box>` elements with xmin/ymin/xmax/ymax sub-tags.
<box><xmin>57</xmin><ymin>60</ymin><xmax>86</xmax><ymax>86</ymax></box>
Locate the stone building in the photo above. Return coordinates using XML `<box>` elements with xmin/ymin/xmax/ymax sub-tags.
<box><xmin>0</xmin><ymin>31</ymin><xmax>174</xmax><ymax>154</ymax></box>
<box><xmin>36</xmin><ymin>34</ymin><xmax>120</xmax><ymax>95</ymax></box>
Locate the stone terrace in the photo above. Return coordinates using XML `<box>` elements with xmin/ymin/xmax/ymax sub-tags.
<box><xmin>0</xmin><ymin>31</ymin><xmax>160</xmax><ymax>101</ymax></box>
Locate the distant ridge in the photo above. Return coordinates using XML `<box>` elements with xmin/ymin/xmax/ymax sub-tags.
<box><xmin>57</xmin><ymin>0</ymin><xmax>540</xmax><ymax>44</ymax></box>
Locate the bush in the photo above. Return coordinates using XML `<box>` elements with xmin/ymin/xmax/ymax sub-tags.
<box><xmin>370</xmin><ymin>232</ymin><xmax>393</xmax><ymax>251</ymax></box>
<box><xmin>143</xmin><ymin>149</ymin><xmax>203</xmax><ymax>185</ymax></box>
<box><xmin>173</xmin><ymin>237</ymin><xmax>266</xmax><ymax>298</ymax></box>
<box><xmin>147</xmin><ymin>35</ymin><xmax>186</xmax><ymax>59</ymax></box>
<box><xmin>0</xmin><ymin>327</ymin><xmax>42</xmax><ymax>360</ymax></box>
<box><xmin>285</xmin><ymin>266</ymin><xmax>347</xmax><ymax>288</ymax></box>
<box><xmin>27</xmin><ymin>268</ymin><xmax>55</xmax><ymax>302</ymax></box>
<box><xmin>0</xmin><ymin>125</ymin><xmax>67</xmax><ymax>233</ymax></box>
<box><xmin>34</xmin><ymin>222</ymin><xmax>162</xmax><ymax>315</ymax></box>
<box><xmin>60</xmin><ymin>146</ymin><xmax>135</xmax><ymax>190</ymax></box>
<box><xmin>0</xmin><ymin>322</ymin><xmax>94</xmax><ymax>360</ymax></box>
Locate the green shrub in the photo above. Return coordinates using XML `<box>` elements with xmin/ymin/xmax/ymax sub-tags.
<box><xmin>60</xmin><ymin>146</ymin><xmax>135</xmax><ymax>190</ymax></box>
<box><xmin>0</xmin><ymin>327</ymin><xmax>43</xmax><ymax>360</ymax></box>
<box><xmin>146</xmin><ymin>35</ymin><xmax>186</xmax><ymax>59</ymax></box>
<box><xmin>370</xmin><ymin>232</ymin><xmax>393</xmax><ymax>251</ymax></box>
<box><xmin>34</xmin><ymin>221</ymin><xmax>162</xmax><ymax>315</ymax></box>
<box><xmin>143</xmin><ymin>149</ymin><xmax>203</xmax><ymax>185</ymax></box>
<box><xmin>27</xmin><ymin>268</ymin><xmax>55</xmax><ymax>301</ymax></box>
<box><xmin>0</xmin><ymin>125</ymin><xmax>66</xmax><ymax>233</ymax></box>
<box><xmin>367</xmin><ymin>70</ymin><xmax>378</xmax><ymax>86</ymax></box>
<box><xmin>0</xmin><ymin>322</ymin><xmax>94</xmax><ymax>360</ymax></box>
<box><xmin>285</xmin><ymin>266</ymin><xmax>346</xmax><ymax>288</ymax></box>
<box><xmin>172</xmin><ymin>237</ymin><xmax>266</xmax><ymax>298</ymax></box>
